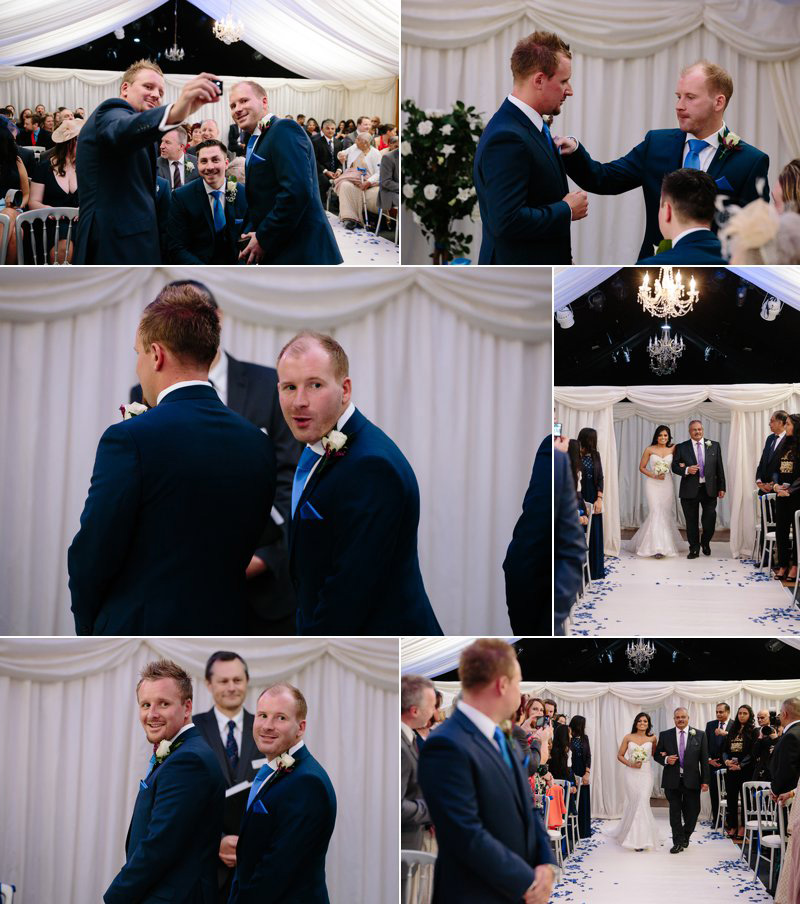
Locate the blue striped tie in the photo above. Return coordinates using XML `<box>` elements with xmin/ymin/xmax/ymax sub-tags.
<box><xmin>684</xmin><ymin>138</ymin><xmax>709</xmax><ymax>170</ymax></box>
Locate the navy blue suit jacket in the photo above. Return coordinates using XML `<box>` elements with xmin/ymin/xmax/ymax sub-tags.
<box><xmin>75</xmin><ymin>98</ymin><xmax>169</xmax><ymax>264</ymax></box>
<box><xmin>637</xmin><ymin>228</ymin><xmax>726</xmax><ymax>264</ymax></box>
<box><xmin>68</xmin><ymin>385</ymin><xmax>276</xmax><ymax>635</ymax></box>
<box><xmin>705</xmin><ymin>718</ymin><xmax>735</xmax><ymax>762</ymax></box>
<box><xmin>503</xmin><ymin>436</ymin><xmax>553</xmax><ymax>635</ymax></box>
<box><xmin>553</xmin><ymin>448</ymin><xmax>586</xmax><ymax>631</ymax></box>
<box><xmin>245</xmin><ymin>117</ymin><xmax>342</xmax><ymax>264</ymax></box>
<box><xmin>288</xmin><ymin>407</ymin><xmax>442</xmax><ymax>635</ymax></box>
<box><xmin>418</xmin><ymin>708</ymin><xmax>555</xmax><ymax>903</ymax></box>
<box><xmin>155</xmin><ymin>175</ymin><xmax>172</xmax><ymax>261</ymax></box>
<box><xmin>104</xmin><ymin>726</ymin><xmax>225</xmax><ymax>904</ymax></box>
<box><xmin>474</xmin><ymin>98</ymin><xmax>572</xmax><ymax>264</ymax></box>
<box><xmin>565</xmin><ymin>128</ymin><xmax>769</xmax><ymax>260</ymax></box>
<box><xmin>167</xmin><ymin>176</ymin><xmax>247</xmax><ymax>264</ymax></box>
<box><xmin>757</xmin><ymin>433</ymin><xmax>787</xmax><ymax>484</ymax></box>
<box><xmin>229</xmin><ymin>745</ymin><xmax>336</xmax><ymax>904</ymax></box>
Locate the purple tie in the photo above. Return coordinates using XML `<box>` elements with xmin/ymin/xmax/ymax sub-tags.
<box><xmin>679</xmin><ymin>729</ymin><xmax>686</xmax><ymax>767</ymax></box>
<box><xmin>696</xmin><ymin>442</ymin><xmax>705</xmax><ymax>478</ymax></box>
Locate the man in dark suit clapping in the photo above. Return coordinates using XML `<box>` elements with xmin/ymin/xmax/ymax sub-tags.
<box><xmin>705</xmin><ymin>702</ymin><xmax>734</xmax><ymax>827</ymax></box>
<box><xmin>68</xmin><ymin>285</ymin><xmax>276</xmax><ymax>635</ymax></box>
<box><xmin>418</xmin><ymin>639</ymin><xmax>556</xmax><ymax>903</ymax></box>
<box><xmin>473</xmin><ymin>31</ymin><xmax>588</xmax><ymax>264</ymax></box>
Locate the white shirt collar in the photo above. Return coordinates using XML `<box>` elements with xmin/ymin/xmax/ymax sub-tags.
<box><xmin>168</xmin><ymin>722</ymin><xmax>195</xmax><ymax>744</ymax></box>
<box><xmin>213</xmin><ymin>705</ymin><xmax>243</xmax><ymax>735</ymax></box>
<box><xmin>506</xmin><ymin>94</ymin><xmax>544</xmax><ymax>131</ymax></box>
<box><xmin>685</xmin><ymin>122</ymin><xmax>726</xmax><ymax>145</ymax></box>
<box><xmin>208</xmin><ymin>350</ymin><xmax>228</xmax><ymax>403</ymax></box>
<box><xmin>267</xmin><ymin>739</ymin><xmax>305</xmax><ymax>770</ymax></box>
<box><xmin>400</xmin><ymin>722</ymin><xmax>415</xmax><ymax>744</ymax></box>
<box><xmin>157</xmin><ymin>380</ymin><xmax>212</xmax><ymax>405</ymax></box>
<box><xmin>308</xmin><ymin>402</ymin><xmax>355</xmax><ymax>456</ymax></box>
<box><xmin>673</xmin><ymin>226</ymin><xmax>709</xmax><ymax>246</ymax></box>
<box><xmin>775</xmin><ymin>431</ymin><xmax>786</xmax><ymax>441</ymax></box>
<box><xmin>203</xmin><ymin>178</ymin><xmax>227</xmax><ymax>196</ymax></box>
<box><xmin>457</xmin><ymin>700</ymin><xmax>499</xmax><ymax>745</ymax></box>
<box><xmin>784</xmin><ymin>720</ymin><xmax>800</xmax><ymax>734</ymax></box>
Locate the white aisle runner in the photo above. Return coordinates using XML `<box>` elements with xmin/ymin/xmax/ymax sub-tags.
<box><xmin>326</xmin><ymin>211</ymin><xmax>399</xmax><ymax>263</ymax></box>
<box><xmin>570</xmin><ymin>542</ymin><xmax>800</xmax><ymax>635</ymax></box>
<box><xmin>552</xmin><ymin>811</ymin><xmax>772</xmax><ymax>903</ymax></box>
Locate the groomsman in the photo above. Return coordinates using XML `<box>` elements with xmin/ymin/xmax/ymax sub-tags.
<box><xmin>705</xmin><ymin>702</ymin><xmax>734</xmax><ymax>827</ymax></box>
<box><xmin>229</xmin><ymin>684</ymin><xmax>336</xmax><ymax>903</ymax></box>
<box><xmin>560</xmin><ymin>60</ymin><xmax>769</xmax><ymax>261</ymax></box>
<box><xmin>277</xmin><ymin>331</ymin><xmax>443</xmax><ymax>635</ymax></box>
<box><xmin>474</xmin><ymin>31</ymin><xmax>588</xmax><ymax>264</ymax></box>
<box><xmin>104</xmin><ymin>659</ymin><xmax>225</xmax><ymax>903</ymax></box>
<box><xmin>418</xmin><ymin>639</ymin><xmax>556</xmax><ymax>902</ymax></box>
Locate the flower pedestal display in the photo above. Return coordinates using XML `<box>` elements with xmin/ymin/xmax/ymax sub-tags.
<box><xmin>401</xmin><ymin>100</ymin><xmax>484</xmax><ymax>264</ymax></box>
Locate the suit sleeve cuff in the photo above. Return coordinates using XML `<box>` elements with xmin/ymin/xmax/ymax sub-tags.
<box><xmin>158</xmin><ymin>104</ymin><xmax>179</xmax><ymax>133</ymax></box>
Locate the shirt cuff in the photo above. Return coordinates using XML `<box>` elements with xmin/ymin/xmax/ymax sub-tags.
<box><xmin>158</xmin><ymin>104</ymin><xmax>180</xmax><ymax>133</ymax></box>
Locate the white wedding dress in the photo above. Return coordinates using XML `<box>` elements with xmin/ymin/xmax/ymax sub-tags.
<box><xmin>610</xmin><ymin>741</ymin><xmax>661</xmax><ymax>851</ymax></box>
<box><xmin>627</xmin><ymin>454</ymin><xmax>687</xmax><ymax>558</ymax></box>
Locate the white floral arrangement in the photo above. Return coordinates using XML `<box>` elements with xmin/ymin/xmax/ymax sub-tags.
<box><xmin>120</xmin><ymin>402</ymin><xmax>148</xmax><ymax>420</ymax></box>
<box><xmin>652</xmin><ymin>459</ymin><xmax>670</xmax><ymax>476</ymax></box>
<box><xmin>630</xmin><ymin>747</ymin><xmax>649</xmax><ymax>764</ymax></box>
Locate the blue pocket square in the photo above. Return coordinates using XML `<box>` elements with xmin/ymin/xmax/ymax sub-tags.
<box><xmin>254</xmin><ymin>800</ymin><xmax>269</xmax><ymax>815</ymax></box>
<box><xmin>249</xmin><ymin>152</ymin><xmax>266</xmax><ymax>165</ymax></box>
<box><xmin>300</xmin><ymin>501</ymin><xmax>324</xmax><ymax>520</ymax></box>
<box><xmin>139</xmin><ymin>779</ymin><xmax>149</xmax><ymax>790</ymax></box>
<box><xmin>234</xmin><ymin>218</ymin><xmax>243</xmax><ymax>225</ymax></box>
<box><xmin>716</xmin><ymin>176</ymin><xmax>733</xmax><ymax>192</ymax></box>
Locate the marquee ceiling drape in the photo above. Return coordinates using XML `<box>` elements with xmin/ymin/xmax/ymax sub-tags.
<box><xmin>0</xmin><ymin>0</ymin><xmax>399</xmax><ymax>80</ymax></box>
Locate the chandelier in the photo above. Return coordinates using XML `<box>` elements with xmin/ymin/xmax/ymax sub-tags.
<box><xmin>164</xmin><ymin>0</ymin><xmax>184</xmax><ymax>61</ymax></box>
<box><xmin>626</xmin><ymin>638</ymin><xmax>656</xmax><ymax>674</ymax></box>
<box><xmin>213</xmin><ymin>1</ymin><xmax>244</xmax><ymax>44</ymax></box>
<box><xmin>638</xmin><ymin>267</ymin><xmax>698</xmax><ymax>318</ymax></box>
<box><xmin>648</xmin><ymin>322</ymin><xmax>684</xmax><ymax>376</ymax></box>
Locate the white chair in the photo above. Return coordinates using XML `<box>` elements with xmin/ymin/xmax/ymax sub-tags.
<box><xmin>792</xmin><ymin>507</ymin><xmax>800</xmax><ymax>607</ymax></box>
<box><xmin>754</xmin><ymin>789</ymin><xmax>785</xmax><ymax>889</ymax></box>
<box><xmin>0</xmin><ymin>883</ymin><xmax>15</xmax><ymax>904</ymax></box>
<box><xmin>759</xmin><ymin>493</ymin><xmax>777</xmax><ymax>573</ymax></box>
<box><xmin>742</xmin><ymin>780</ymin><xmax>772</xmax><ymax>863</ymax></box>
<box><xmin>375</xmin><ymin>206</ymin><xmax>398</xmax><ymax>243</ymax></box>
<box><xmin>0</xmin><ymin>211</ymin><xmax>11</xmax><ymax>265</ymax></box>
<box><xmin>751</xmin><ymin>490</ymin><xmax>763</xmax><ymax>562</ymax></box>
<box><xmin>714</xmin><ymin>767</ymin><xmax>727</xmax><ymax>832</ymax></box>
<box><xmin>546</xmin><ymin>783</ymin><xmax>570</xmax><ymax>867</ymax></box>
<box><xmin>401</xmin><ymin>849</ymin><xmax>436</xmax><ymax>904</ymax></box>
<box><xmin>580</xmin><ymin>508</ymin><xmax>594</xmax><ymax>595</ymax></box>
<box><xmin>567</xmin><ymin>780</ymin><xmax>582</xmax><ymax>850</ymax></box>
<box><xmin>15</xmin><ymin>207</ymin><xmax>79</xmax><ymax>264</ymax></box>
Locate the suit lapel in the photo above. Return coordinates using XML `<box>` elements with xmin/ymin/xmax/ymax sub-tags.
<box><xmin>456</xmin><ymin>711</ymin><xmax>525</xmax><ymax>818</ymax></box>
<box><xmin>238</xmin><ymin>710</ymin><xmax>258</xmax><ymax>782</ymax></box>
<box><xmin>226</xmin><ymin>353</ymin><xmax>247</xmax><ymax>414</ymax></box>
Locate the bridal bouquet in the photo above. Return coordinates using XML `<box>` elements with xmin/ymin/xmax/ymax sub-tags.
<box><xmin>630</xmin><ymin>747</ymin><xmax>649</xmax><ymax>764</ymax></box>
<box><xmin>652</xmin><ymin>459</ymin><xmax>670</xmax><ymax>477</ymax></box>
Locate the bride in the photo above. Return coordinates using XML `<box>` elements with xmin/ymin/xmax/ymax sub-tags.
<box><xmin>611</xmin><ymin>712</ymin><xmax>661</xmax><ymax>851</ymax></box>
<box><xmin>628</xmin><ymin>425</ymin><xmax>686</xmax><ymax>557</ymax></box>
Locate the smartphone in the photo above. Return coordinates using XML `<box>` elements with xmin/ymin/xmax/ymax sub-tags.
<box><xmin>553</xmin><ymin>422</ymin><xmax>562</xmax><ymax>437</ymax></box>
<box><xmin>212</xmin><ymin>79</ymin><xmax>223</xmax><ymax>96</ymax></box>
<box><xmin>535</xmin><ymin>716</ymin><xmax>550</xmax><ymax>728</ymax></box>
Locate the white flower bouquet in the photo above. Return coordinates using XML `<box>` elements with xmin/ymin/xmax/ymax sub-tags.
<box><xmin>630</xmin><ymin>747</ymin><xmax>648</xmax><ymax>764</ymax></box>
<box><xmin>652</xmin><ymin>459</ymin><xmax>670</xmax><ymax>477</ymax></box>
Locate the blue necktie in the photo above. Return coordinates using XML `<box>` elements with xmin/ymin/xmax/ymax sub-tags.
<box><xmin>145</xmin><ymin>752</ymin><xmax>156</xmax><ymax>779</ymax></box>
<box><xmin>541</xmin><ymin>121</ymin><xmax>556</xmax><ymax>155</ymax></box>
<box><xmin>225</xmin><ymin>719</ymin><xmax>239</xmax><ymax>770</ymax></box>
<box><xmin>493</xmin><ymin>727</ymin><xmax>514</xmax><ymax>769</ymax></box>
<box><xmin>291</xmin><ymin>446</ymin><xmax>322</xmax><ymax>518</ymax></box>
<box><xmin>245</xmin><ymin>133</ymin><xmax>258</xmax><ymax>166</ymax></box>
<box><xmin>246</xmin><ymin>763</ymin><xmax>274</xmax><ymax>809</ymax></box>
<box><xmin>684</xmin><ymin>138</ymin><xmax>709</xmax><ymax>170</ymax></box>
<box><xmin>211</xmin><ymin>190</ymin><xmax>226</xmax><ymax>232</ymax></box>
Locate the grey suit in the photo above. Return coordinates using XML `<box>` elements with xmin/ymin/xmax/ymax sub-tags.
<box><xmin>401</xmin><ymin>728</ymin><xmax>430</xmax><ymax>850</ymax></box>
<box><xmin>157</xmin><ymin>153</ymin><xmax>200</xmax><ymax>189</ymax></box>
<box><xmin>379</xmin><ymin>149</ymin><xmax>398</xmax><ymax>210</ymax></box>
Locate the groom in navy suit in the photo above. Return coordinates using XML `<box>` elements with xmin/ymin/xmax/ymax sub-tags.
<box><xmin>228</xmin><ymin>80</ymin><xmax>342</xmax><ymax>265</ymax></box>
<box><xmin>277</xmin><ymin>331</ymin><xmax>442</xmax><ymax>636</ymax></box>
<box><xmin>104</xmin><ymin>659</ymin><xmax>225</xmax><ymax>904</ymax></box>
<box><xmin>474</xmin><ymin>31</ymin><xmax>588</xmax><ymax>264</ymax></box>
<box><xmin>68</xmin><ymin>285</ymin><xmax>276</xmax><ymax>635</ymax></box>
<box><xmin>561</xmin><ymin>60</ymin><xmax>769</xmax><ymax>261</ymax></box>
<box><xmin>229</xmin><ymin>683</ymin><xmax>336</xmax><ymax>904</ymax></box>
<box><xmin>418</xmin><ymin>639</ymin><xmax>556</xmax><ymax>903</ymax></box>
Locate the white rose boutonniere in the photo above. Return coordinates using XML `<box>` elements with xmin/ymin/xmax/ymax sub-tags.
<box><xmin>275</xmin><ymin>752</ymin><xmax>296</xmax><ymax>773</ymax></box>
<box><xmin>705</xmin><ymin>440</ymin><xmax>712</xmax><ymax>448</ymax></box>
<box><xmin>184</xmin><ymin>161</ymin><xmax>194</xmax><ymax>174</ymax></box>
<box><xmin>120</xmin><ymin>402</ymin><xmax>148</xmax><ymax>420</ymax></box>
<box><xmin>226</xmin><ymin>179</ymin><xmax>238</xmax><ymax>203</ymax></box>
<box><xmin>155</xmin><ymin>739</ymin><xmax>172</xmax><ymax>761</ymax></box>
<box><xmin>322</xmin><ymin>430</ymin><xmax>347</xmax><ymax>455</ymax></box>
<box><xmin>689</xmin><ymin>728</ymin><xmax>696</xmax><ymax>736</ymax></box>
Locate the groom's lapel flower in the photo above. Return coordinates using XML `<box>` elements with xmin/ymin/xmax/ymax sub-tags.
<box><xmin>120</xmin><ymin>402</ymin><xmax>148</xmax><ymax>420</ymax></box>
<box><xmin>321</xmin><ymin>429</ymin><xmax>348</xmax><ymax>458</ymax></box>
<box><xmin>154</xmin><ymin>737</ymin><xmax>185</xmax><ymax>765</ymax></box>
<box><xmin>718</xmin><ymin>128</ymin><xmax>742</xmax><ymax>161</ymax></box>
<box><xmin>275</xmin><ymin>752</ymin><xmax>296</xmax><ymax>774</ymax></box>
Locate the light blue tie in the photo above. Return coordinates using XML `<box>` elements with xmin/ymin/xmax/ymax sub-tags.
<box><xmin>684</xmin><ymin>138</ymin><xmax>709</xmax><ymax>170</ymax></box>
<box><xmin>145</xmin><ymin>752</ymin><xmax>156</xmax><ymax>779</ymax></box>
<box><xmin>291</xmin><ymin>446</ymin><xmax>322</xmax><ymax>518</ymax></box>
<box><xmin>246</xmin><ymin>763</ymin><xmax>274</xmax><ymax>809</ymax></box>
<box><xmin>541</xmin><ymin>121</ymin><xmax>556</xmax><ymax>155</ymax></box>
<box><xmin>211</xmin><ymin>190</ymin><xmax>226</xmax><ymax>232</ymax></box>
<box><xmin>245</xmin><ymin>133</ymin><xmax>258</xmax><ymax>166</ymax></box>
<box><xmin>493</xmin><ymin>727</ymin><xmax>514</xmax><ymax>770</ymax></box>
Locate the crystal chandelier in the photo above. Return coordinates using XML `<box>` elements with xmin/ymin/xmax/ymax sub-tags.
<box><xmin>638</xmin><ymin>266</ymin><xmax>698</xmax><ymax>318</ymax></box>
<box><xmin>648</xmin><ymin>322</ymin><xmax>684</xmax><ymax>376</ymax></box>
<box><xmin>626</xmin><ymin>638</ymin><xmax>656</xmax><ymax>674</ymax></box>
<box><xmin>164</xmin><ymin>0</ymin><xmax>184</xmax><ymax>62</ymax></box>
<box><xmin>213</xmin><ymin>1</ymin><xmax>244</xmax><ymax>44</ymax></box>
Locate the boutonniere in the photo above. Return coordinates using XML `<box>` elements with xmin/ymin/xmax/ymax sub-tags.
<box><xmin>499</xmin><ymin>719</ymin><xmax>514</xmax><ymax>744</ymax></box>
<box><xmin>321</xmin><ymin>429</ymin><xmax>348</xmax><ymax>457</ymax></box>
<box><xmin>655</xmin><ymin>238</ymin><xmax>672</xmax><ymax>254</ymax></box>
<box><xmin>154</xmin><ymin>736</ymin><xmax>185</xmax><ymax>765</ymax></box>
<box><xmin>275</xmin><ymin>752</ymin><xmax>296</xmax><ymax>774</ymax></box>
<box><xmin>689</xmin><ymin>728</ymin><xmax>696</xmax><ymax>736</ymax></box>
<box><xmin>718</xmin><ymin>128</ymin><xmax>742</xmax><ymax>161</ymax></box>
<box><xmin>225</xmin><ymin>178</ymin><xmax>238</xmax><ymax>203</ymax></box>
<box><xmin>120</xmin><ymin>402</ymin><xmax>148</xmax><ymax>420</ymax></box>
<box><xmin>184</xmin><ymin>160</ymin><xmax>195</xmax><ymax>173</ymax></box>
<box><xmin>258</xmin><ymin>114</ymin><xmax>275</xmax><ymax>133</ymax></box>
<box><xmin>705</xmin><ymin>440</ymin><xmax>712</xmax><ymax>448</ymax></box>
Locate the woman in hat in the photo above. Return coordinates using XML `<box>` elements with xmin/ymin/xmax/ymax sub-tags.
<box><xmin>29</xmin><ymin>117</ymin><xmax>81</xmax><ymax>262</ymax></box>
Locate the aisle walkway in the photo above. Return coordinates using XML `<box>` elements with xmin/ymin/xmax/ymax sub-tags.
<box><xmin>553</xmin><ymin>812</ymin><xmax>772</xmax><ymax>902</ymax></box>
<box><xmin>570</xmin><ymin>541</ymin><xmax>800</xmax><ymax>635</ymax></box>
<box><xmin>328</xmin><ymin>211</ymin><xmax>398</xmax><ymax>263</ymax></box>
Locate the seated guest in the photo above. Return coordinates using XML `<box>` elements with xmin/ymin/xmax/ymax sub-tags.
<box><xmin>16</xmin><ymin>108</ymin><xmax>32</xmax><ymax>133</ymax></box>
<box><xmin>723</xmin><ymin>704</ymin><xmax>758</xmax><ymax>839</ymax></box>
<box><xmin>772</xmin><ymin>413</ymin><xmax>800</xmax><ymax>583</ymax></box>
<box><xmin>74</xmin><ymin>107</ymin><xmax>86</xmax><ymax>120</ymax></box>
<box><xmin>199</xmin><ymin>118</ymin><xmax>233</xmax><ymax>160</ymax></box>
<box><xmin>0</xmin><ymin>119</ymin><xmax>30</xmax><ymax>263</ymax></box>
<box><xmin>188</xmin><ymin>122</ymin><xmax>203</xmax><ymax>148</ymax></box>
<box><xmin>28</xmin><ymin>118</ymin><xmax>82</xmax><ymax>263</ymax></box>
<box><xmin>637</xmin><ymin>168</ymin><xmax>726</xmax><ymax>264</ymax></box>
<box><xmin>334</xmin><ymin>133</ymin><xmax>381</xmax><ymax>230</ymax></box>
<box><xmin>296</xmin><ymin>113</ymin><xmax>306</xmax><ymax>129</ymax></box>
<box><xmin>43</xmin><ymin>112</ymin><xmax>55</xmax><ymax>133</ymax></box>
<box><xmin>166</xmin><ymin>138</ymin><xmax>246</xmax><ymax>264</ymax></box>
<box><xmin>34</xmin><ymin>104</ymin><xmax>45</xmax><ymax>116</ymax></box>
<box><xmin>378</xmin><ymin>139</ymin><xmax>399</xmax><ymax>212</ymax></box>
<box><xmin>772</xmin><ymin>158</ymin><xmax>800</xmax><ymax>214</ymax></box>
<box><xmin>341</xmin><ymin>115</ymin><xmax>374</xmax><ymax>150</ymax></box>
<box><xmin>377</xmin><ymin>123</ymin><xmax>396</xmax><ymax>151</ymax></box>
<box><xmin>313</xmin><ymin>118</ymin><xmax>343</xmax><ymax>202</ymax></box>
<box><xmin>157</xmin><ymin>126</ymin><xmax>199</xmax><ymax>190</ymax></box>
<box><xmin>305</xmin><ymin>117</ymin><xmax>319</xmax><ymax>137</ymax></box>
<box><xmin>55</xmin><ymin>108</ymin><xmax>75</xmax><ymax>130</ymax></box>
<box><xmin>335</xmin><ymin>119</ymin><xmax>347</xmax><ymax>140</ymax></box>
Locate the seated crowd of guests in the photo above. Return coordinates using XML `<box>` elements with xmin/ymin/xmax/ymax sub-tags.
<box><xmin>0</xmin><ymin>103</ymin><xmax>399</xmax><ymax>264</ymax></box>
